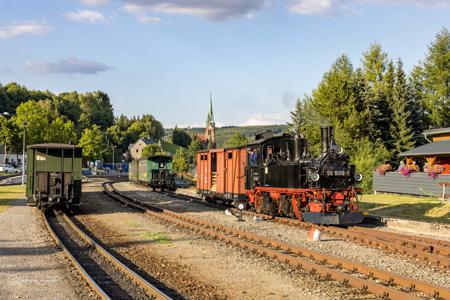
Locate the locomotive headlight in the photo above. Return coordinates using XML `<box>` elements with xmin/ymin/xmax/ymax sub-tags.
<box><xmin>310</xmin><ymin>172</ymin><xmax>320</xmax><ymax>182</ymax></box>
<box><xmin>354</xmin><ymin>173</ymin><xmax>363</xmax><ymax>182</ymax></box>
<box><xmin>332</xmin><ymin>145</ymin><xmax>344</xmax><ymax>154</ymax></box>
<box><xmin>238</xmin><ymin>203</ymin><xmax>245</xmax><ymax>210</ymax></box>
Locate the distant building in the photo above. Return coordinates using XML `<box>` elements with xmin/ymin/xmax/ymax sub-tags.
<box><xmin>204</xmin><ymin>93</ymin><xmax>216</xmax><ymax>149</ymax></box>
<box><xmin>129</xmin><ymin>137</ymin><xmax>156</xmax><ymax>160</ymax></box>
<box><xmin>128</xmin><ymin>137</ymin><xmax>182</xmax><ymax>160</ymax></box>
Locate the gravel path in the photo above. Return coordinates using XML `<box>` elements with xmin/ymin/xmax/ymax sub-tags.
<box><xmin>117</xmin><ymin>181</ymin><xmax>450</xmax><ymax>289</ymax></box>
<box><xmin>0</xmin><ymin>199</ymin><xmax>95</xmax><ymax>300</ymax></box>
<box><xmin>80</xmin><ymin>179</ymin><xmax>372</xmax><ymax>300</ymax></box>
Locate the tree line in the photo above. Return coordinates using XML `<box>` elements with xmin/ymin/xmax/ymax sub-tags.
<box><xmin>0</xmin><ymin>85</ymin><xmax>164</xmax><ymax>164</ymax></box>
<box><xmin>288</xmin><ymin>28</ymin><xmax>450</xmax><ymax>191</ymax></box>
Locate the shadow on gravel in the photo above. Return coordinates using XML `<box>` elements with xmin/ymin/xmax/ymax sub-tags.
<box><xmin>0</xmin><ymin>266</ymin><xmax>63</xmax><ymax>273</ymax></box>
<box><xmin>71</xmin><ymin>217</ymin><xmax>186</xmax><ymax>300</ymax></box>
<box><xmin>0</xmin><ymin>246</ymin><xmax>58</xmax><ymax>256</ymax></box>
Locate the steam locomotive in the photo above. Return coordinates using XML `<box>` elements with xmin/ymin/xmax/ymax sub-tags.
<box><xmin>197</xmin><ymin>126</ymin><xmax>364</xmax><ymax>225</ymax></box>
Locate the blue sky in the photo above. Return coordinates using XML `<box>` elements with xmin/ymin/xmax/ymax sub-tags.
<box><xmin>0</xmin><ymin>0</ymin><xmax>449</xmax><ymax>128</ymax></box>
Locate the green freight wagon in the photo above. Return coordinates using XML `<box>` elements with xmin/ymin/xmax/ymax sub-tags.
<box><xmin>26</xmin><ymin>143</ymin><xmax>82</xmax><ymax>210</ymax></box>
<box><xmin>129</xmin><ymin>155</ymin><xmax>176</xmax><ymax>190</ymax></box>
<box><xmin>129</xmin><ymin>160</ymin><xmax>139</xmax><ymax>182</ymax></box>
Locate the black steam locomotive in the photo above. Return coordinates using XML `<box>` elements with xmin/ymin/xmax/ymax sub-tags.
<box><xmin>198</xmin><ymin>125</ymin><xmax>364</xmax><ymax>225</ymax></box>
<box><xmin>245</xmin><ymin>126</ymin><xmax>364</xmax><ymax>224</ymax></box>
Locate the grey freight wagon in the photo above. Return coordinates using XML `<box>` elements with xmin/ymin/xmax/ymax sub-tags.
<box><xmin>26</xmin><ymin>143</ymin><xmax>82</xmax><ymax>210</ymax></box>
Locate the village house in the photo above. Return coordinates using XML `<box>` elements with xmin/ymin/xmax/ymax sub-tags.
<box><xmin>128</xmin><ymin>137</ymin><xmax>183</xmax><ymax>161</ymax></box>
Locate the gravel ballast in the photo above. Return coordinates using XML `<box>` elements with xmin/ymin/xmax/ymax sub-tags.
<box><xmin>116</xmin><ymin>181</ymin><xmax>450</xmax><ymax>289</ymax></box>
<box><xmin>0</xmin><ymin>199</ymin><xmax>96</xmax><ymax>300</ymax></box>
<box><xmin>78</xmin><ymin>179</ymin><xmax>377</xmax><ymax>300</ymax></box>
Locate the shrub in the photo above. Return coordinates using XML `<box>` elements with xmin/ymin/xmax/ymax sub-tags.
<box><xmin>350</xmin><ymin>138</ymin><xmax>390</xmax><ymax>193</ymax></box>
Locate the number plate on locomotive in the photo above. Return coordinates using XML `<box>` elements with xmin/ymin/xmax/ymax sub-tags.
<box><xmin>326</xmin><ymin>170</ymin><xmax>349</xmax><ymax>176</ymax></box>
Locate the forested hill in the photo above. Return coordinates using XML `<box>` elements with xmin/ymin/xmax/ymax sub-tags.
<box><xmin>164</xmin><ymin>125</ymin><xmax>287</xmax><ymax>148</ymax></box>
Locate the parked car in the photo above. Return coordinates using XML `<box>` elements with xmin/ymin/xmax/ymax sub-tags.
<box><xmin>0</xmin><ymin>164</ymin><xmax>20</xmax><ymax>173</ymax></box>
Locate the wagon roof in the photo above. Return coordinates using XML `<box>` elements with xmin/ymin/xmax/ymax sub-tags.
<box><xmin>139</xmin><ymin>154</ymin><xmax>172</xmax><ymax>160</ymax></box>
<box><xmin>27</xmin><ymin>143</ymin><xmax>80</xmax><ymax>150</ymax></box>
<box><xmin>247</xmin><ymin>133</ymin><xmax>293</xmax><ymax>146</ymax></box>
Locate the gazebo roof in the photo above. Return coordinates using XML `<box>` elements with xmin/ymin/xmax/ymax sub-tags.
<box><xmin>399</xmin><ymin>140</ymin><xmax>450</xmax><ymax>157</ymax></box>
<box><xmin>423</xmin><ymin>127</ymin><xmax>450</xmax><ymax>136</ymax></box>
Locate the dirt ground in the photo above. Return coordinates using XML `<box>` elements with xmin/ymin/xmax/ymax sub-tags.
<box><xmin>77</xmin><ymin>178</ymin><xmax>368</xmax><ymax>300</ymax></box>
<box><xmin>0</xmin><ymin>199</ymin><xmax>95</xmax><ymax>300</ymax></box>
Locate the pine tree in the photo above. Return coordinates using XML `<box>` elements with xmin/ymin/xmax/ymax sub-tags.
<box><xmin>390</xmin><ymin>59</ymin><xmax>415</xmax><ymax>157</ymax></box>
<box><xmin>408</xmin><ymin>66</ymin><xmax>426</xmax><ymax>142</ymax></box>
<box><xmin>312</xmin><ymin>55</ymin><xmax>355</xmax><ymax>125</ymax></box>
<box><xmin>382</xmin><ymin>61</ymin><xmax>395</xmax><ymax>149</ymax></box>
<box><xmin>421</xmin><ymin>28</ymin><xmax>450</xmax><ymax>127</ymax></box>
<box><xmin>287</xmin><ymin>98</ymin><xmax>306</xmax><ymax>136</ymax></box>
<box><xmin>361</xmin><ymin>43</ymin><xmax>390</xmax><ymax>144</ymax></box>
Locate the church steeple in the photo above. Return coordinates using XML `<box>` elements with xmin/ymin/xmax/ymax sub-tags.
<box><xmin>205</xmin><ymin>91</ymin><xmax>216</xmax><ymax>149</ymax></box>
<box><xmin>206</xmin><ymin>91</ymin><xmax>215</xmax><ymax>127</ymax></box>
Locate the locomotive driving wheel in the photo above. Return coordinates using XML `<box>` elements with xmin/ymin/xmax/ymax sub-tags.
<box><xmin>261</xmin><ymin>192</ymin><xmax>277</xmax><ymax>216</ymax></box>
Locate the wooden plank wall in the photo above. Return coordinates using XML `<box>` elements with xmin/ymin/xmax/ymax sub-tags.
<box><xmin>373</xmin><ymin>172</ymin><xmax>450</xmax><ymax>196</ymax></box>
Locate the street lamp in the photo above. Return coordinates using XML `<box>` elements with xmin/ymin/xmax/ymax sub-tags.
<box><xmin>112</xmin><ymin>145</ymin><xmax>116</xmax><ymax>174</ymax></box>
<box><xmin>22</xmin><ymin>121</ymin><xmax>28</xmax><ymax>186</ymax></box>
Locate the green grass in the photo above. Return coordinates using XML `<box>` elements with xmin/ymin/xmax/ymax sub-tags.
<box><xmin>0</xmin><ymin>185</ymin><xmax>25</xmax><ymax>213</ymax></box>
<box><xmin>140</xmin><ymin>231</ymin><xmax>171</xmax><ymax>244</ymax></box>
<box><xmin>360</xmin><ymin>194</ymin><xmax>450</xmax><ymax>224</ymax></box>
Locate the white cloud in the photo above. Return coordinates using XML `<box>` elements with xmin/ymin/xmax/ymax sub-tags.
<box><xmin>288</xmin><ymin>0</ymin><xmax>450</xmax><ymax>16</ymax></box>
<box><xmin>242</xmin><ymin>112</ymin><xmax>289</xmax><ymax>126</ymax></box>
<box><xmin>0</xmin><ymin>21</ymin><xmax>52</xmax><ymax>39</ymax></box>
<box><xmin>289</xmin><ymin>0</ymin><xmax>347</xmax><ymax>15</ymax></box>
<box><xmin>123</xmin><ymin>0</ymin><xmax>266</xmax><ymax>21</ymax></box>
<box><xmin>26</xmin><ymin>57</ymin><xmax>113</xmax><ymax>75</ymax></box>
<box><xmin>65</xmin><ymin>10</ymin><xmax>107</xmax><ymax>23</ymax></box>
<box><xmin>80</xmin><ymin>0</ymin><xmax>109</xmax><ymax>5</ymax></box>
<box><xmin>124</xmin><ymin>4</ymin><xmax>161</xmax><ymax>23</ymax></box>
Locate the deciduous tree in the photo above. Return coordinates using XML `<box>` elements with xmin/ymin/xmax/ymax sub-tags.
<box><xmin>224</xmin><ymin>131</ymin><xmax>248</xmax><ymax>148</ymax></box>
<box><xmin>78</xmin><ymin>125</ymin><xmax>105</xmax><ymax>161</ymax></box>
<box><xmin>172</xmin><ymin>148</ymin><xmax>189</xmax><ymax>174</ymax></box>
<box><xmin>142</xmin><ymin>144</ymin><xmax>165</xmax><ymax>157</ymax></box>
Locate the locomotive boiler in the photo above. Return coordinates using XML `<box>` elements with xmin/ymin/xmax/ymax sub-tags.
<box><xmin>197</xmin><ymin>126</ymin><xmax>364</xmax><ymax>225</ymax></box>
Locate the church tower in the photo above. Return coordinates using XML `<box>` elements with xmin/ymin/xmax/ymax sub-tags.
<box><xmin>205</xmin><ymin>92</ymin><xmax>216</xmax><ymax>148</ymax></box>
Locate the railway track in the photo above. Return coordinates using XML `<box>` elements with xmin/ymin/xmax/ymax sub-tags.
<box><xmin>153</xmin><ymin>187</ymin><xmax>450</xmax><ymax>269</ymax></box>
<box><xmin>104</xmin><ymin>182</ymin><xmax>450</xmax><ymax>300</ymax></box>
<box><xmin>43</xmin><ymin>209</ymin><xmax>171</xmax><ymax>300</ymax></box>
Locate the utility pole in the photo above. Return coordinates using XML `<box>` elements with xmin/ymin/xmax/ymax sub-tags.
<box><xmin>21</xmin><ymin>121</ymin><xmax>28</xmax><ymax>186</ymax></box>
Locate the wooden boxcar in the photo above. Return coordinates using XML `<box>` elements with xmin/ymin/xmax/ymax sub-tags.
<box><xmin>26</xmin><ymin>143</ymin><xmax>82</xmax><ymax>209</ymax></box>
<box><xmin>197</xmin><ymin>147</ymin><xmax>247</xmax><ymax>202</ymax></box>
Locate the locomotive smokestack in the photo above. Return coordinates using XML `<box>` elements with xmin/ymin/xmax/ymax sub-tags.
<box><xmin>294</xmin><ymin>134</ymin><xmax>300</xmax><ymax>161</ymax></box>
<box><xmin>321</xmin><ymin>126</ymin><xmax>329</xmax><ymax>153</ymax></box>
<box><xmin>329</xmin><ymin>126</ymin><xmax>335</xmax><ymax>146</ymax></box>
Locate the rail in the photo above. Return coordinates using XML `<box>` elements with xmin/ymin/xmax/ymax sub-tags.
<box><xmin>104</xmin><ymin>182</ymin><xmax>450</xmax><ymax>300</ymax></box>
<box><xmin>43</xmin><ymin>209</ymin><xmax>171</xmax><ymax>300</ymax></box>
